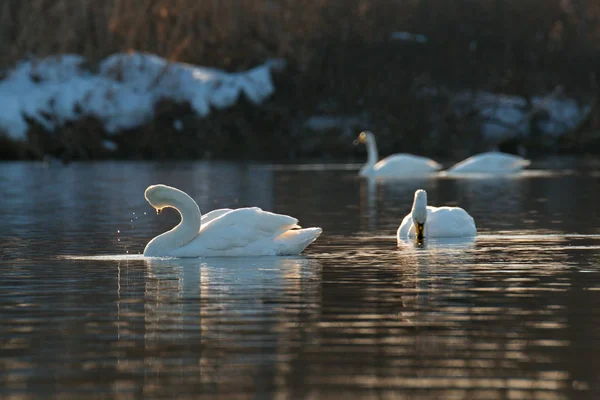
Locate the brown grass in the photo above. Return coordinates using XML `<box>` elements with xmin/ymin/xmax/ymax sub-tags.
<box><xmin>1</xmin><ymin>0</ymin><xmax>597</xmax><ymax>80</ymax></box>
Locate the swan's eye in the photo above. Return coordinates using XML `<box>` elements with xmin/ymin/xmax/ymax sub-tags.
<box><xmin>156</xmin><ymin>208</ymin><xmax>162</xmax><ymax>215</ymax></box>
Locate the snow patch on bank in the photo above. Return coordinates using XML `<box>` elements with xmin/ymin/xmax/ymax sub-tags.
<box><xmin>0</xmin><ymin>53</ymin><xmax>278</xmax><ymax>140</ymax></box>
<box><xmin>452</xmin><ymin>90</ymin><xmax>590</xmax><ymax>141</ymax></box>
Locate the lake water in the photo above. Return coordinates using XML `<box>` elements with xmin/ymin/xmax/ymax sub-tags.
<box><xmin>1</xmin><ymin>160</ymin><xmax>600</xmax><ymax>399</ymax></box>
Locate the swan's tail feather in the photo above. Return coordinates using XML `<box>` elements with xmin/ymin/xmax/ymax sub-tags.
<box><xmin>516</xmin><ymin>159</ymin><xmax>532</xmax><ymax>169</ymax></box>
<box><xmin>275</xmin><ymin>227</ymin><xmax>322</xmax><ymax>255</ymax></box>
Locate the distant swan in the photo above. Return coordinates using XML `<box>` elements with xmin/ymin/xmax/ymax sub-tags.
<box><xmin>355</xmin><ymin>131</ymin><xmax>442</xmax><ymax>177</ymax></box>
<box><xmin>446</xmin><ymin>151</ymin><xmax>530</xmax><ymax>174</ymax></box>
<box><xmin>397</xmin><ymin>189</ymin><xmax>476</xmax><ymax>240</ymax></box>
<box><xmin>143</xmin><ymin>184</ymin><xmax>322</xmax><ymax>257</ymax></box>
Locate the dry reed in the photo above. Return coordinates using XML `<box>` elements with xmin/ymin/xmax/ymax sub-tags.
<box><xmin>0</xmin><ymin>0</ymin><xmax>596</xmax><ymax>78</ymax></box>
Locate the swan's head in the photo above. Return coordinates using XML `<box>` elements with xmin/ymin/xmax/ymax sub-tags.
<box><xmin>145</xmin><ymin>184</ymin><xmax>180</xmax><ymax>215</ymax></box>
<box><xmin>411</xmin><ymin>189</ymin><xmax>428</xmax><ymax>240</ymax></box>
<box><xmin>353</xmin><ymin>131</ymin><xmax>373</xmax><ymax>146</ymax></box>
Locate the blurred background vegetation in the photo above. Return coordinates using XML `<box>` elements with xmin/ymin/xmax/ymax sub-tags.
<box><xmin>1</xmin><ymin>0</ymin><xmax>600</xmax><ymax>161</ymax></box>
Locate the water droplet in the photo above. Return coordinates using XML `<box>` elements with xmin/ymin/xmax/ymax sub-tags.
<box><xmin>144</xmin><ymin>212</ymin><xmax>147</xmax><ymax>215</ymax></box>
<box><xmin>118</xmin><ymin>238</ymin><xmax>120</xmax><ymax>242</ymax></box>
<box><xmin>133</xmin><ymin>212</ymin><xmax>136</xmax><ymax>215</ymax></box>
<box><xmin>117</xmin><ymin>230</ymin><xmax>120</xmax><ymax>234</ymax></box>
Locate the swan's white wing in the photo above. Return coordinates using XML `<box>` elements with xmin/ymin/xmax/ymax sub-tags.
<box><xmin>374</xmin><ymin>153</ymin><xmax>442</xmax><ymax>176</ymax></box>
<box><xmin>397</xmin><ymin>213</ymin><xmax>415</xmax><ymax>238</ymax></box>
<box><xmin>194</xmin><ymin>207</ymin><xmax>299</xmax><ymax>251</ymax></box>
<box><xmin>447</xmin><ymin>152</ymin><xmax>530</xmax><ymax>173</ymax></box>
<box><xmin>426</xmin><ymin>206</ymin><xmax>477</xmax><ymax>237</ymax></box>
<box><xmin>201</xmin><ymin>208</ymin><xmax>233</xmax><ymax>226</ymax></box>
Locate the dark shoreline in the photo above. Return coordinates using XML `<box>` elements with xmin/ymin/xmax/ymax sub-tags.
<box><xmin>2</xmin><ymin>89</ymin><xmax>596</xmax><ymax>163</ymax></box>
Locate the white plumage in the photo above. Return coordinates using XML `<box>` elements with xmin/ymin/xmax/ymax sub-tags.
<box><xmin>446</xmin><ymin>151</ymin><xmax>530</xmax><ymax>174</ymax></box>
<box><xmin>143</xmin><ymin>185</ymin><xmax>322</xmax><ymax>257</ymax></box>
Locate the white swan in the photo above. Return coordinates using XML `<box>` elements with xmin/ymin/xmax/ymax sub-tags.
<box><xmin>354</xmin><ymin>131</ymin><xmax>442</xmax><ymax>177</ymax></box>
<box><xmin>397</xmin><ymin>189</ymin><xmax>476</xmax><ymax>240</ymax></box>
<box><xmin>143</xmin><ymin>184</ymin><xmax>322</xmax><ymax>257</ymax></box>
<box><xmin>446</xmin><ymin>151</ymin><xmax>530</xmax><ymax>174</ymax></box>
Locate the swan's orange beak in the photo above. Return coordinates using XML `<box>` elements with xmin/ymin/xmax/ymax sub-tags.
<box><xmin>156</xmin><ymin>208</ymin><xmax>162</xmax><ymax>215</ymax></box>
<box><xmin>415</xmin><ymin>223</ymin><xmax>424</xmax><ymax>241</ymax></box>
<box><xmin>353</xmin><ymin>131</ymin><xmax>367</xmax><ymax>145</ymax></box>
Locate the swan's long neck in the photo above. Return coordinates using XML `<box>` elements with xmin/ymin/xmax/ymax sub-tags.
<box><xmin>144</xmin><ymin>191</ymin><xmax>201</xmax><ymax>256</ymax></box>
<box><xmin>411</xmin><ymin>190</ymin><xmax>428</xmax><ymax>239</ymax></box>
<box><xmin>411</xmin><ymin>190</ymin><xmax>428</xmax><ymax>221</ymax></box>
<box><xmin>366</xmin><ymin>137</ymin><xmax>379</xmax><ymax>167</ymax></box>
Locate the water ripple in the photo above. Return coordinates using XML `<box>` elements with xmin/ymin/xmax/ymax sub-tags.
<box><xmin>1</xmin><ymin>162</ymin><xmax>600</xmax><ymax>398</ymax></box>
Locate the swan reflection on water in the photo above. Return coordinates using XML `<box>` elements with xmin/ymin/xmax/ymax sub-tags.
<box><xmin>396</xmin><ymin>236</ymin><xmax>477</xmax><ymax>285</ymax></box>
<box><xmin>397</xmin><ymin>236</ymin><xmax>477</xmax><ymax>252</ymax></box>
<box><xmin>110</xmin><ymin>255</ymin><xmax>323</xmax><ymax>389</ymax></box>
<box><xmin>394</xmin><ymin>236</ymin><xmax>477</xmax><ymax>325</ymax></box>
<box><xmin>144</xmin><ymin>256</ymin><xmax>322</xmax><ymax>300</ymax></box>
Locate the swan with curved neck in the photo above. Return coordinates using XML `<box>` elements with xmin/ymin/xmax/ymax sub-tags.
<box><xmin>354</xmin><ymin>131</ymin><xmax>442</xmax><ymax>177</ymax></box>
<box><xmin>397</xmin><ymin>189</ymin><xmax>477</xmax><ymax>241</ymax></box>
<box><xmin>143</xmin><ymin>184</ymin><xmax>322</xmax><ymax>257</ymax></box>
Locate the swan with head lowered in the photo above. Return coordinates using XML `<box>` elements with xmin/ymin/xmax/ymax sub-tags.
<box><xmin>354</xmin><ymin>131</ymin><xmax>442</xmax><ymax>177</ymax></box>
<box><xmin>397</xmin><ymin>189</ymin><xmax>476</xmax><ymax>241</ymax></box>
<box><xmin>445</xmin><ymin>151</ymin><xmax>530</xmax><ymax>174</ymax></box>
<box><xmin>143</xmin><ymin>184</ymin><xmax>322</xmax><ymax>257</ymax></box>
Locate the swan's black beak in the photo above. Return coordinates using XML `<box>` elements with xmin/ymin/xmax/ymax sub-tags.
<box><xmin>156</xmin><ymin>208</ymin><xmax>162</xmax><ymax>215</ymax></box>
<box><xmin>415</xmin><ymin>223</ymin><xmax>425</xmax><ymax>241</ymax></box>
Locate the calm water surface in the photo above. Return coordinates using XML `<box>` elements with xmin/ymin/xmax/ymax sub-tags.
<box><xmin>1</xmin><ymin>160</ymin><xmax>600</xmax><ymax>399</ymax></box>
